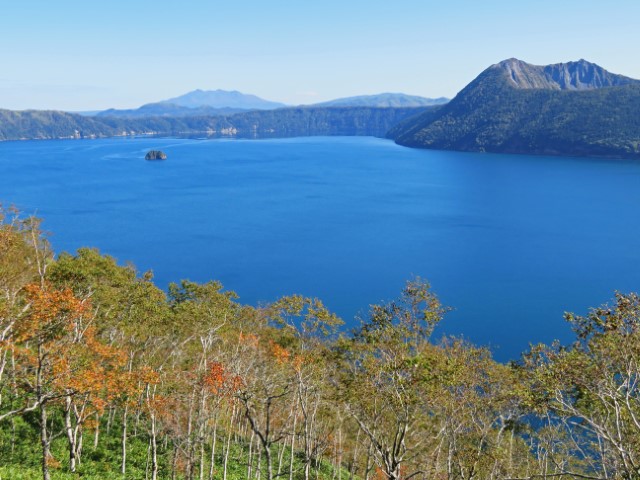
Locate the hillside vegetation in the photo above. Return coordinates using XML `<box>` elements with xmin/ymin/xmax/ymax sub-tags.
<box><xmin>0</xmin><ymin>107</ymin><xmax>427</xmax><ymax>142</ymax></box>
<box><xmin>2</xmin><ymin>207</ymin><xmax>640</xmax><ymax>479</ymax></box>
<box><xmin>391</xmin><ymin>59</ymin><xmax>640</xmax><ymax>159</ymax></box>
<box><xmin>0</xmin><ymin>110</ymin><xmax>121</xmax><ymax>141</ymax></box>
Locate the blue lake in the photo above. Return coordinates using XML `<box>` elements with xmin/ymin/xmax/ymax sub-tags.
<box><xmin>2</xmin><ymin>135</ymin><xmax>640</xmax><ymax>360</ymax></box>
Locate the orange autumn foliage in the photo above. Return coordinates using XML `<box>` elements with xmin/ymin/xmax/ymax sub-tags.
<box><xmin>293</xmin><ymin>354</ymin><xmax>304</xmax><ymax>373</ymax></box>
<box><xmin>11</xmin><ymin>282</ymin><xmax>133</xmax><ymax>418</ymax></box>
<box><xmin>203</xmin><ymin>361</ymin><xmax>244</xmax><ymax>397</ymax></box>
<box><xmin>15</xmin><ymin>282</ymin><xmax>88</xmax><ymax>344</ymax></box>
<box><xmin>270</xmin><ymin>341</ymin><xmax>290</xmax><ymax>364</ymax></box>
<box><xmin>137</xmin><ymin>365</ymin><xmax>161</xmax><ymax>386</ymax></box>
<box><xmin>238</xmin><ymin>332</ymin><xmax>259</xmax><ymax>348</ymax></box>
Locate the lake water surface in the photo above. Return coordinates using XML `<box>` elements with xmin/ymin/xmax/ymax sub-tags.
<box><xmin>2</xmin><ymin>136</ymin><xmax>640</xmax><ymax>360</ymax></box>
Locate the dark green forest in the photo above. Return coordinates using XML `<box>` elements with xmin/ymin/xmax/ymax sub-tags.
<box><xmin>390</xmin><ymin>64</ymin><xmax>640</xmax><ymax>159</ymax></box>
<box><xmin>2</xmin><ymin>207</ymin><xmax>640</xmax><ymax>479</ymax></box>
<box><xmin>0</xmin><ymin>107</ymin><xmax>427</xmax><ymax>142</ymax></box>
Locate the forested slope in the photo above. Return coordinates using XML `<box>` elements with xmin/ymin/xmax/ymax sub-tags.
<box><xmin>2</xmin><ymin>207</ymin><xmax>640</xmax><ymax>479</ymax></box>
<box><xmin>392</xmin><ymin>59</ymin><xmax>640</xmax><ymax>159</ymax></box>
<box><xmin>0</xmin><ymin>107</ymin><xmax>427</xmax><ymax>142</ymax></box>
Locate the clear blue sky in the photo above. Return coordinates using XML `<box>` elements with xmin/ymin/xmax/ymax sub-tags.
<box><xmin>1</xmin><ymin>0</ymin><xmax>638</xmax><ymax>110</ymax></box>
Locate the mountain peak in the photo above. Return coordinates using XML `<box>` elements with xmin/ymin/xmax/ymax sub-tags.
<box><xmin>391</xmin><ymin>57</ymin><xmax>640</xmax><ymax>159</ymax></box>
<box><xmin>493</xmin><ymin>58</ymin><xmax>639</xmax><ymax>90</ymax></box>
<box><xmin>161</xmin><ymin>89</ymin><xmax>287</xmax><ymax>110</ymax></box>
<box><xmin>498</xmin><ymin>57</ymin><xmax>526</xmax><ymax>66</ymax></box>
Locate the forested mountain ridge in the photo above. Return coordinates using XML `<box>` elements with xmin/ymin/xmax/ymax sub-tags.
<box><xmin>0</xmin><ymin>109</ymin><xmax>123</xmax><ymax>141</ymax></box>
<box><xmin>312</xmin><ymin>92</ymin><xmax>448</xmax><ymax>107</ymax></box>
<box><xmin>391</xmin><ymin>59</ymin><xmax>640</xmax><ymax>159</ymax></box>
<box><xmin>95</xmin><ymin>103</ymin><xmax>250</xmax><ymax>118</ymax></box>
<box><xmin>0</xmin><ymin>106</ymin><xmax>429</xmax><ymax>142</ymax></box>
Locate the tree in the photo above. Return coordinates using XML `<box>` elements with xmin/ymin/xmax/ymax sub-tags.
<box><xmin>9</xmin><ymin>282</ymin><xmax>89</xmax><ymax>480</ymax></box>
<box><xmin>268</xmin><ymin>295</ymin><xmax>342</xmax><ymax>480</ymax></box>
<box><xmin>235</xmin><ymin>329</ymin><xmax>297</xmax><ymax>480</ymax></box>
<box><xmin>0</xmin><ymin>207</ymin><xmax>50</xmax><ymax>403</ymax></box>
<box><xmin>338</xmin><ymin>279</ymin><xmax>447</xmax><ymax>480</ymax></box>
<box><xmin>48</xmin><ymin>247</ymin><xmax>171</xmax><ymax>476</ymax></box>
<box><xmin>422</xmin><ymin>339</ymin><xmax>530</xmax><ymax>480</ymax></box>
<box><xmin>525</xmin><ymin>293</ymin><xmax>640</xmax><ymax>479</ymax></box>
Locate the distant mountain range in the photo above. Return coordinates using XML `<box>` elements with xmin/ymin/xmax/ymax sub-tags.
<box><xmin>0</xmin><ymin>88</ymin><xmax>438</xmax><ymax>141</ymax></box>
<box><xmin>91</xmin><ymin>91</ymin><xmax>446</xmax><ymax>118</ymax></box>
<box><xmin>95</xmin><ymin>89</ymin><xmax>287</xmax><ymax>118</ymax></box>
<box><xmin>390</xmin><ymin>58</ymin><xmax>640</xmax><ymax>158</ymax></box>
<box><xmin>4</xmin><ymin>62</ymin><xmax>640</xmax><ymax>160</ymax></box>
<box><xmin>312</xmin><ymin>93</ymin><xmax>448</xmax><ymax>108</ymax></box>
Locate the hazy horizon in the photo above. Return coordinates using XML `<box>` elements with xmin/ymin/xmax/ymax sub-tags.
<box><xmin>1</xmin><ymin>0</ymin><xmax>639</xmax><ymax>111</ymax></box>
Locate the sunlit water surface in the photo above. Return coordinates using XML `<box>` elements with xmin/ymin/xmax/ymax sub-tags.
<box><xmin>2</xmin><ymin>136</ymin><xmax>640</xmax><ymax>360</ymax></box>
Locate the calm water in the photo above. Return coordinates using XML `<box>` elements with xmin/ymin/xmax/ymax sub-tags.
<box><xmin>2</xmin><ymin>135</ymin><xmax>640</xmax><ymax>360</ymax></box>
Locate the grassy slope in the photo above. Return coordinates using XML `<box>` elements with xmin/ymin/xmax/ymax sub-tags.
<box><xmin>0</xmin><ymin>416</ymin><xmax>351</xmax><ymax>480</ymax></box>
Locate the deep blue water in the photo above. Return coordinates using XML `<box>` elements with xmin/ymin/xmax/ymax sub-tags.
<box><xmin>2</xmin><ymin>135</ymin><xmax>640</xmax><ymax>360</ymax></box>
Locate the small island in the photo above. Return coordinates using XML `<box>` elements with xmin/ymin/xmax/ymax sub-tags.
<box><xmin>145</xmin><ymin>150</ymin><xmax>167</xmax><ymax>160</ymax></box>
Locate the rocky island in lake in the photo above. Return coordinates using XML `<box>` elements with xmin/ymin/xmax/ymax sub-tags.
<box><xmin>145</xmin><ymin>150</ymin><xmax>167</xmax><ymax>160</ymax></box>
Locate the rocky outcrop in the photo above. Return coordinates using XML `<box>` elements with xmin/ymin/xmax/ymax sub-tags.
<box><xmin>497</xmin><ymin>58</ymin><xmax>640</xmax><ymax>90</ymax></box>
<box><xmin>145</xmin><ymin>150</ymin><xmax>167</xmax><ymax>160</ymax></box>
